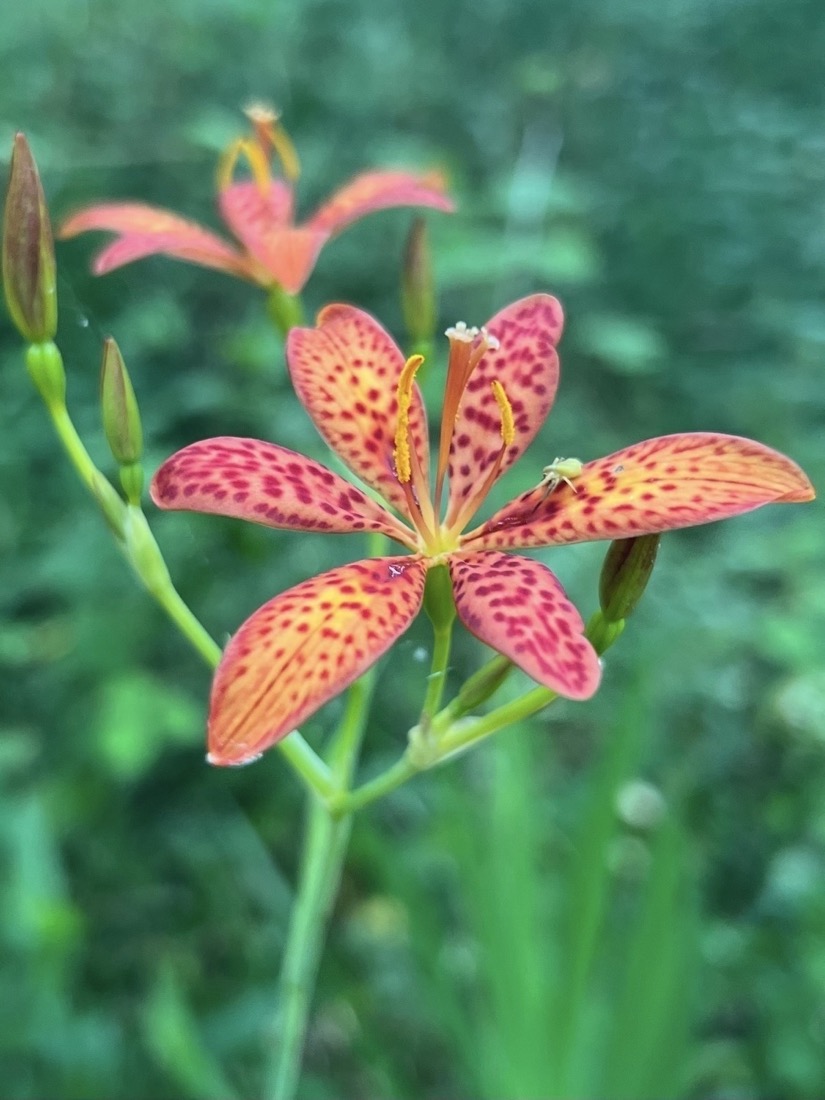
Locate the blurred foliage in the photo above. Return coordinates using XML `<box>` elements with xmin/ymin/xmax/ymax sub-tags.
<box><xmin>2</xmin><ymin>0</ymin><xmax>824</xmax><ymax>1096</ymax></box>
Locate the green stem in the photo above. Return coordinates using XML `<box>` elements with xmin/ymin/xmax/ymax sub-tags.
<box><xmin>332</xmin><ymin>609</ymin><xmax>629</xmax><ymax>817</ymax></box>
<box><xmin>329</xmin><ymin>752</ymin><xmax>420</xmax><ymax>818</ymax></box>
<box><xmin>266</xmin><ymin>798</ymin><xmax>351</xmax><ymax>1100</ymax></box>
<box><xmin>327</xmin><ymin>672</ymin><xmax>374</xmax><ymax>780</ymax></box>
<box><xmin>419</xmin><ymin>619</ymin><xmax>453</xmax><ymax>726</ymax></box>
<box><xmin>265</xmin><ymin>536</ymin><xmax>387</xmax><ymax>1100</ymax></box>
<box><xmin>435</xmin><ymin>684</ymin><xmax>558</xmax><ymax>756</ymax></box>
<box><xmin>277</xmin><ymin>736</ymin><xmax>338</xmax><ymax>803</ymax></box>
<box><xmin>266</xmin><ymin>286</ymin><xmax>305</xmax><ymax>336</ymax></box>
<box><xmin>151</xmin><ymin>581</ymin><xmax>223</xmax><ymax>669</ymax></box>
<box><xmin>47</xmin><ymin>399</ymin><xmax>102</xmax><ymax>494</ymax></box>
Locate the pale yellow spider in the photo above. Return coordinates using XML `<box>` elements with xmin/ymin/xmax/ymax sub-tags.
<box><xmin>537</xmin><ymin>456</ymin><xmax>584</xmax><ymax>500</ymax></box>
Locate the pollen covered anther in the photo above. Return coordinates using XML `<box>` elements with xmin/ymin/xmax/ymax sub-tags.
<box><xmin>394</xmin><ymin>353</ymin><xmax>425</xmax><ymax>484</ymax></box>
<box><xmin>491</xmin><ymin>380</ymin><xmax>514</xmax><ymax>447</ymax></box>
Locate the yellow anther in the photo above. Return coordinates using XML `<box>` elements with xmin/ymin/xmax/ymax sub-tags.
<box><xmin>491</xmin><ymin>380</ymin><xmax>515</xmax><ymax>447</ymax></box>
<box><xmin>394</xmin><ymin>354</ymin><xmax>424</xmax><ymax>483</ymax></box>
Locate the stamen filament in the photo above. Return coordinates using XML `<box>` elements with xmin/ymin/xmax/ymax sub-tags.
<box><xmin>409</xmin><ymin>439</ymin><xmax>437</xmax><ymax>536</ymax></box>
<box><xmin>449</xmin><ymin>380</ymin><xmax>513</xmax><ymax>535</ymax></box>
<box><xmin>399</xmin><ymin>477</ymin><xmax>436</xmax><ymax>545</ymax></box>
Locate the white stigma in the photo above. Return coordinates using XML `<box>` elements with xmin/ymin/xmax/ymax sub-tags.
<box><xmin>445</xmin><ymin>321</ymin><xmax>479</xmax><ymax>342</ymax></box>
<box><xmin>479</xmin><ymin>326</ymin><xmax>500</xmax><ymax>351</ymax></box>
<box><xmin>445</xmin><ymin>321</ymin><xmax>500</xmax><ymax>352</ymax></box>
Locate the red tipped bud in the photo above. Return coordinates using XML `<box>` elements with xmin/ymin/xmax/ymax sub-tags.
<box><xmin>3</xmin><ymin>134</ymin><xmax>57</xmax><ymax>343</ymax></box>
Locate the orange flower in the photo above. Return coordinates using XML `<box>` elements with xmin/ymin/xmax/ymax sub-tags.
<box><xmin>150</xmin><ymin>295</ymin><xmax>814</xmax><ymax>765</ymax></box>
<box><xmin>59</xmin><ymin>106</ymin><xmax>454</xmax><ymax>295</ymax></box>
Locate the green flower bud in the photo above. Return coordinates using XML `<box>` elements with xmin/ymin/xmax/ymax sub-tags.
<box><xmin>454</xmin><ymin>654</ymin><xmax>512</xmax><ymax>715</ymax></box>
<box><xmin>599</xmin><ymin>534</ymin><xmax>660</xmax><ymax>623</ymax></box>
<box><xmin>401</xmin><ymin>217</ymin><xmax>436</xmax><ymax>352</ymax></box>
<box><xmin>100</xmin><ymin>337</ymin><xmax>143</xmax><ymax>466</ymax></box>
<box><xmin>3</xmin><ymin>134</ymin><xmax>57</xmax><ymax>343</ymax></box>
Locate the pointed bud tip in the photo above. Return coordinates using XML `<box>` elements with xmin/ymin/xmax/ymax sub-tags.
<box><xmin>100</xmin><ymin>337</ymin><xmax>143</xmax><ymax>466</ymax></box>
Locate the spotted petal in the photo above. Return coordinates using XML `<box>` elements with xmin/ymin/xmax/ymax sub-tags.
<box><xmin>465</xmin><ymin>433</ymin><xmax>815</xmax><ymax>551</ymax></box>
<box><xmin>449</xmin><ymin>551</ymin><xmax>600</xmax><ymax>700</ymax></box>
<box><xmin>307</xmin><ymin>169</ymin><xmax>454</xmax><ymax>236</ymax></box>
<box><xmin>59</xmin><ymin>203</ymin><xmax>254</xmax><ymax>279</ymax></box>
<box><xmin>208</xmin><ymin>557</ymin><xmax>428</xmax><ymax>764</ymax></box>
<box><xmin>218</xmin><ymin>180</ymin><xmax>326</xmax><ymax>293</ymax></box>
<box><xmin>287</xmin><ymin>305</ymin><xmax>429</xmax><ymax>517</ymax></box>
<box><xmin>444</xmin><ymin>294</ymin><xmax>564</xmax><ymax>528</ymax></box>
<box><xmin>150</xmin><ymin>436</ymin><xmax>415</xmax><ymax>546</ymax></box>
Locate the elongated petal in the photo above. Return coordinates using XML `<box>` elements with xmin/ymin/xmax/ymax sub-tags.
<box><xmin>465</xmin><ymin>433</ymin><xmax>815</xmax><ymax>551</ymax></box>
<box><xmin>208</xmin><ymin>557</ymin><xmax>428</xmax><ymax>764</ymax></box>
<box><xmin>59</xmin><ymin>202</ymin><xmax>254</xmax><ymax>278</ymax></box>
<box><xmin>150</xmin><ymin>436</ymin><xmax>416</xmax><ymax>546</ymax></box>
<box><xmin>307</xmin><ymin>169</ymin><xmax>454</xmax><ymax>236</ymax></box>
<box><xmin>444</xmin><ymin>294</ymin><xmax>564</xmax><ymax>527</ymax></box>
<box><xmin>218</xmin><ymin>180</ymin><xmax>326</xmax><ymax>293</ymax></box>
<box><xmin>449</xmin><ymin>551</ymin><xmax>600</xmax><ymax>699</ymax></box>
<box><xmin>287</xmin><ymin>304</ymin><xmax>429</xmax><ymax>517</ymax></box>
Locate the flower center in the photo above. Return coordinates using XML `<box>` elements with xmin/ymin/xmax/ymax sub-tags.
<box><xmin>392</xmin><ymin>323</ymin><xmax>514</xmax><ymax>556</ymax></box>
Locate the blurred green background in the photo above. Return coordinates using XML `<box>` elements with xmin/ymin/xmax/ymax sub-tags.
<box><xmin>2</xmin><ymin>0</ymin><xmax>824</xmax><ymax>1097</ymax></box>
